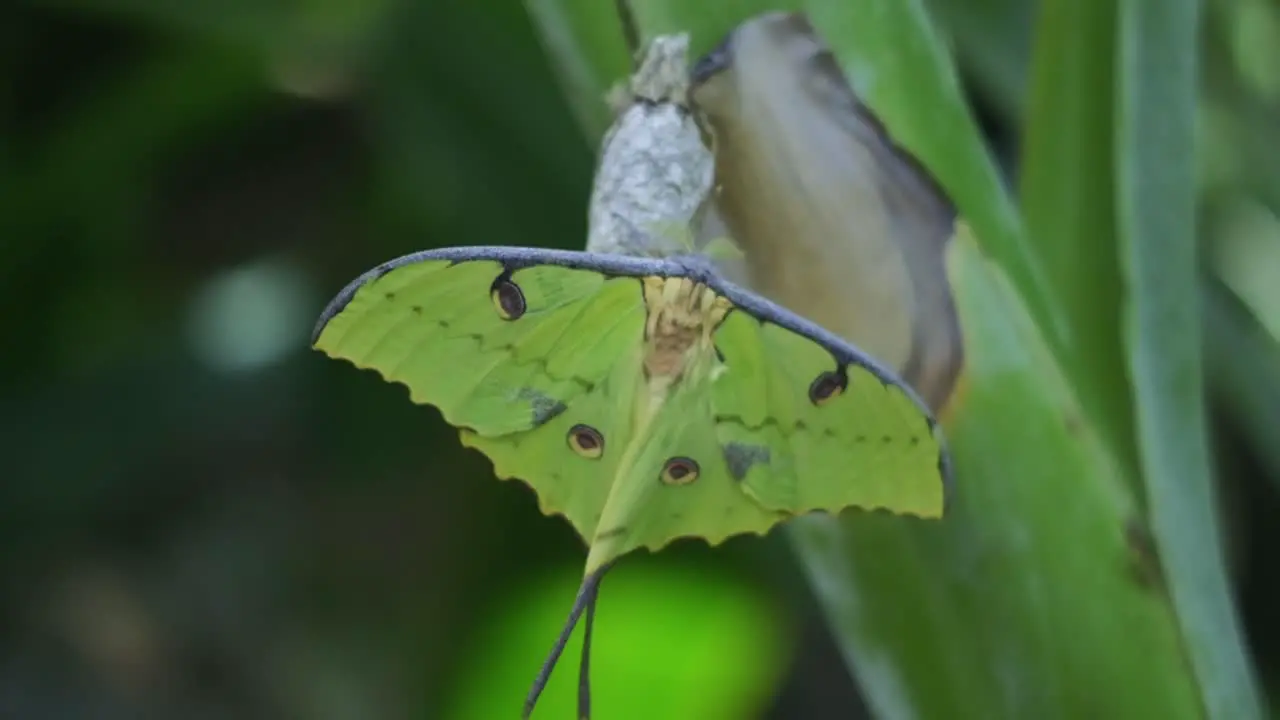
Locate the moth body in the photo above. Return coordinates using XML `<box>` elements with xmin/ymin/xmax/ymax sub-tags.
<box><xmin>640</xmin><ymin>275</ymin><xmax>731</xmax><ymax>381</ymax></box>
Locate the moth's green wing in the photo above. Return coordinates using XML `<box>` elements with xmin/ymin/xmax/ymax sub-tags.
<box><xmin>313</xmin><ymin>248</ymin><xmax>951</xmax><ymax>566</ymax></box>
<box><xmin>708</xmin><ymin>302</ymin><xmax>949</xmax><ymax>521</ymax></box>
<box><xmin>312</xmin><ymin>249</ymin><xmax>796</xmax><ymax>559</ymax></box>
<box><xmin>571</xmin><ymin>279</ymin><xmax>951</xmax><ymax>575</ymax></box>
<box><xmin>312</xmin><ymin>253</ymin><xmax>646</xmax><ymax>541</ymax></box>
<box><xmin>576</xmin><ymin>358</ymin><xmax>788</xmax><ymax>575</ymax></box>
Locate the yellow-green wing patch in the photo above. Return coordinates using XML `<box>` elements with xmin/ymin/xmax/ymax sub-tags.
<box><xmin>578</xmin><ymin>360</ymin><xmax>790</xmax><ymax>575</ymax></box>
<box><xmin>315</xmin><ymin>260</ymin><xmax>636</xmax><ymax>437</ymax></box>
<box><xmin>315</xmin><ymin>259</ymin><xmax>658</xmax><ymax>541</ymax></box>
<box><xmin>463</xmin><ymin>274</ymin><xmax>647</xmax><ymax>543</ymax></box>
<box><xmin>711</xmin><ymin>309</ymin><xmax>946</xmax><ymax>519</ymax></box>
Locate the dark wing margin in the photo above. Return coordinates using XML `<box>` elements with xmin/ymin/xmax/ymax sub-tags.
<box><xmin>703</xmin><ymin>269</ymin><xmax>956</xmax><ymax>508</ymax></box>
<box><xmin>310</xmin><ymin>247</ymin><xmax>683</xmax><ymax>346</ymax></box>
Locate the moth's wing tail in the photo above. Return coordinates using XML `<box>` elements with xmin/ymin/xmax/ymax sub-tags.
<box><xmin>522</xmin><ymin>564</ymin><xmax>611</xmax><ymax>719</ymax></box>
<box><xmin>577</xmin><ymin>590</ymin><xmax>598</xmax><ymax>720</ymax></box>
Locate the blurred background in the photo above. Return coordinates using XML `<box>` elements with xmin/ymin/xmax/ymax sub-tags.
<box><xmin>2</xmin><ymin>0</ymin><xmax>1278</xmax><ymax>718</ymax></box>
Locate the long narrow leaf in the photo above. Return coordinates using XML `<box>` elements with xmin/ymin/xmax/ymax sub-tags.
<box><xmin>1116</xmin><ymin>0</ymin><xmax>1265</xmax><ymax>716</ymax></box>
<box><xmin>1019</xmin><ymin>0</ymin><xmax>1137</xmax><ymax>480</ymax></box>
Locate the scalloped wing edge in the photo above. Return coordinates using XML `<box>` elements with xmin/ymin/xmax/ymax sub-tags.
<box><xmin>462</xmin><ymin>427</ymin><xmax>947</xmax><ymax>556</ymax></box>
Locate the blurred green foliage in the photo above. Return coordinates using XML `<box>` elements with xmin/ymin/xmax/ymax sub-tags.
<box><xmin>2</xmin><ymin>0</ymin><xmax>1279</xmax><ymax>718</ymax></box>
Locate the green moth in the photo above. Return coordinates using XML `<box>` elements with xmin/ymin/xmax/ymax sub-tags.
<box><xmin>313</xmin><ymin>247</ymin><xmax>952</xmax><ymax>556</ymax></box>
<box><xmin>311</xmin><ymin>14</ymin><xmax>955</xmax><ymax>720</ymax></box>
<box><xmin>311</xmin><ymin>247</ymin><xmax>952</xmax><ymax>712</ymax></box>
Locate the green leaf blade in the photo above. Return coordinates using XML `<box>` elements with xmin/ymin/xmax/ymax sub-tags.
<box><xmin>1019</xmin><ymin>0</ymin><xmax>1137</xmax><ymax>481</ymax></box>
<box><xmin>1116</xmin><ymin>0</ymin><xmax>1265</xmax><ymax>716</ymax></box>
